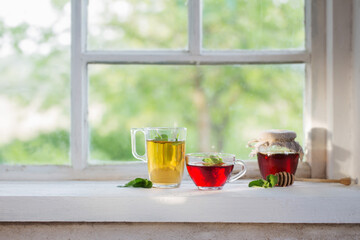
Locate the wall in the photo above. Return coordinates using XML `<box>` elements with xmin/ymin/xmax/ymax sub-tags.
<box><xmin>352</xmin><ymin>0</ymin><xmax>360</xmax><ymax>182</ymax></box>
<box><xmin>326</xmin><ymin>0</ymin><xmax>360</xmax><ymax>182</ymax></box>
<box><xmin>0</xmin><ymin>223</ymin><xmax>359</xmax><ymax>240</ymax></box>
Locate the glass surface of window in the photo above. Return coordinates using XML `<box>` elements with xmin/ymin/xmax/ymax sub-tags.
<box><xmin>203</xmin><ymin>0</ymin><xmax>305</xmax><ymax>49</ymax></box>
<box><xmin>0</xmin><ymin>0</ymin><xmax>70</xmax><ymax>165</ymax></box>
<box><xmin>89</xmin><ymin>64</ymin><xmax>304</xmax><ymax>164</ymax></box>
<box><xmin>88</xmin><ymin>0</ymin><xmax>188</xmax><ymax>50</ymax></box>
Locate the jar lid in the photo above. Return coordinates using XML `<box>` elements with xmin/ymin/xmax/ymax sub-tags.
<box><xmin>257</xmin><ymin>129</ymin><xmax>297</xmax><ymax>142</ymax></box>
<box><xmin>248</xmin><ymin>129</ymin><xmax>304</xmax><ymax>159</ymax></box>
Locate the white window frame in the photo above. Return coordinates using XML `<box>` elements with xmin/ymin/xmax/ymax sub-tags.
<box><xmin>2</xmin><ymin>0</ymin><xmax>358</xmax><ymax>181</ymax></box>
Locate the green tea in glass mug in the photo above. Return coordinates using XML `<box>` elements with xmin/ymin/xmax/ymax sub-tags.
<box><xmin>131</xmin><ymin>127</ymin><xmax>186</xmax><ymax>188</ymax></box>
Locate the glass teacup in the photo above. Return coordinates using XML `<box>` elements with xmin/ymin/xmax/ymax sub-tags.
<box><xmin>185</xmin><ymin>153</ymin><xmax>247</xmax><ymax>190</ymax></box>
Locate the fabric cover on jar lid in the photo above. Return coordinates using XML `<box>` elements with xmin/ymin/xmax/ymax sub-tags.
<box><xmin>247</xmin><ymin>129</ymin><xmax>304</xmax><ymax>160</ymax></box>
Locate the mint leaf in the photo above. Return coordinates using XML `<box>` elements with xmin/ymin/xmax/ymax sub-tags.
<box><xmin>202</xmin><ymin>155</ymin><xmax>223</xmax><ymax>165</ymax></box>
<box><xmin>144</xmin><ymin>179</ymin><xmax>153</xmax><ymax>188</ymax></box>
<box><xmin>154</xmin><ymin>133</ymin><xmax>168</xmax><ymax>141</ymax></box>
<box><xmin>248</xmin><ymin>179</ymin><xmax>266</xmax><ymax>187</ymax></box>
<box><xmin>249</xmin><ymin>174</ymin><xmax>278</xmax><ymax>188</ymax></box>
<box><xmin>202</xmin><ymin>158</ymin><xmax>214</xmax><ymax>164</ymax></box>
<box><xmin>267</xmin><ymin>174</ymin><xmax>278</xmax><ymax>187</ymax></box>
<box><xmin>118</xmin><ymin>178</ymin><xmax>153</xmax><ymax>188</ymax></box>
<box><xmin>263</xmin><ymin>181</ymin><xmax>270</xmax><ymax>188</ymax></box>
<box><xmin>123</xmin><ymin>179</ymin><xmax>137</xmax><ymax>187</ymax></box>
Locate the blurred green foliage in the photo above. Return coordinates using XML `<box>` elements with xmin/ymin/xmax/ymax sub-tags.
<box><xmin>89</xmin><ymin>64</ymin><xmax>303</xmax><ymax>163</ymax></box>
<box><xmin>0</xmin><ymin>0</ymin><xmax>304</xmax><ymax>165</ymax></box>
<box><xmin>0</xmin><ymin>130</ymin><xmax>69</xmax><ymax>164</ymax></box>
<box><xmin>88</xmin><ymin>0</ymin><xmax>188</xmax><ymax>49</ymax></box>
<box><xmin>203</xmin><ymin>0</ymin><xmax>304</xmax><ymax>49</ymax></box>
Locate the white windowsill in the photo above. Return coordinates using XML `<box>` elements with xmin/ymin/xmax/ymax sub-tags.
<box><xmin>0</xmin><ymin>180</ymin><xmax>359</xmax><ymax>223</ymax></box>
<box><xmin>0</xmin><ymin>161</ymin><xmax>311</xmax><ymax>180</ymax></box>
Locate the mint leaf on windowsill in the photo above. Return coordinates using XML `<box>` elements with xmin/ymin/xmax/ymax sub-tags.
<box><xmin>248</xmin><ymin>174</ymin><xmax>278</xmax><ymax>188</ymax></box>
<box><xmin>118</xmin><ymin>178</ymin><xmax>153</xmax><ymax>188</ymax></box>
<box><xmin>266</xmin><ymin>174</ymin><xmax>278</xmax><ymax>187</ymax></box>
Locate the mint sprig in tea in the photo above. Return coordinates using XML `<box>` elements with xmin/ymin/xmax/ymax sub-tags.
<box><xmin>202</xmin><ymin>155</ymin><xmax>224</xmax><ymax>165</ymax></box>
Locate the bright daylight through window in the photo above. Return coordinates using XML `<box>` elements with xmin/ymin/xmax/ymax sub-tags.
<box><xmin>0</xmin><ymin>0</ymin><xmax>305</xmax><ymax>169</ymax></box>
<box><xmin>0</xmin><ymin>0</ymin><xmax>70</xmax><ymax>165</ymax></box>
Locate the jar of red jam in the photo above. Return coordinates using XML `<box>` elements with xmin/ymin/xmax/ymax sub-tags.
<box><xmin>248</xmin><ymin>130</ymin><xmax>303</xmax><ymax>179</ymax></box>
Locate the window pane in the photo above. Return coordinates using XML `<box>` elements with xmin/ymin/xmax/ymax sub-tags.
<box><xmin>88</xmin><ymin>0</ymin><xmax>188</xmax><ymax>50</ymax></box>
<box><xmin>203</xmin><ymin>0</ymin><xmax>305</xmax><ymax>49</ymax></box>
<box><xmin>0</xmin><ymin>0</ymin><xmax>70</xmax><ymax>165</ymax></box>
<box><xmin>89</xmin><ymin>64</ymin><xmax>304</xmax><ymax>164</ymax></box>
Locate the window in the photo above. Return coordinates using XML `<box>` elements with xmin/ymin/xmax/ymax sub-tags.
<box><xmin>0</xmin><ymin>0</ymin><xmax>328</xmax><ymax>180</ymax></box>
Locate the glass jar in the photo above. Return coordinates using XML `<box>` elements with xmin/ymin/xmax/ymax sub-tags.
<box><xmin>248</xmin><ymin>130</ymin><xmax>303</xmax><ymax>179</ymax></box>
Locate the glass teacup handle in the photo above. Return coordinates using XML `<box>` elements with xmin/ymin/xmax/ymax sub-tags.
<box><xmin>131</xmin><ymin>128</ymin><xmax>147</xmax><ymax>162</ymax></box>
<box><xmin>228</xmin><ymin>159</ymin><xmax>247</xmax><ymax>182</ymax></box>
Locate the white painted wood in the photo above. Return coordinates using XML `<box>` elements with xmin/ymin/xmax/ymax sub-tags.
<box><xmin>304</xmin><ymin>0</ymin><xmax>327</xmax><ymax>178</ymax></box>
<box><xmin>326</xmin><ymin>0</ymin><xmax>353</xmax><ymax>179</ymax></box>
<box><xmin>0</xmin><ymin>181</ymin><xmax>358</xmax><ymax>223</ymax></box>
<box><xmin>352</xmin><ymin>0</ymin><xmax>360</xmax><ymax>182</ymax></box>
<box><xmin>188</xmin><ymin>0</ymin><xmax>202</xmax><ymax>55</ymax></box>
<box><xmin>83</xmin><ymin>50</ymin><xmax>309</xmax><ymax>64</ymax></box>
<box><xmin>71</xmin><ymin>0</ymin><xmax>88</xmax><ymax>170</ymax></box>
<box><xmin>0</xmin><ymin>163</ymin><xmax>148</xmax><ymax>181</ymax></box>
<box><xmin>0</xmin><ymin>161</ymin><xmax>310</xmax><ymax>181</ymax></box>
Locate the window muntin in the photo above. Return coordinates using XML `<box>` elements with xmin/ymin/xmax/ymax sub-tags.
<box><xmin>0</xmin><ymin>0</ymin><xmax>70</xmax><ymax>165</ymax></box>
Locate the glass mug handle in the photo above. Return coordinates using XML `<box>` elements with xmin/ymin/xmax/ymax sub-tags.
<box><xmin>131</xmin><ymin>128</ymin><xmax>147</xmax><ymax>162</ymax></box>
<box><xmin>228</xmin><ymin>159</ymin><xmax>247</xmax><ymax>182</ymax></box>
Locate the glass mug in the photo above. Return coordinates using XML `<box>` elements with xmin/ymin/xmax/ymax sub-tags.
<box><xmin>131</xmin><ymin>127</ymin><xmax>187</xmax><ymax>188</ymax></box>
<box><xmin>186</xmin><ymin>153</ymin><xmax>247</xmax><ymax>190</ymax></box>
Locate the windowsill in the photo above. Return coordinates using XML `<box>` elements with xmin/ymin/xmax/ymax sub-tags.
<box><xmin>0</xmin><ymin>161</ymin><xmax>311</xmax><ymax>180</ymax></box>
<box><xmin>0</xmin><ymin>180</ymin><xmax>359</xmax><ymax>223</ymax></box>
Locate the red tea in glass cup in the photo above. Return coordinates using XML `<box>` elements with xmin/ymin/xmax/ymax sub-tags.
<box><xmin>257</xmin><ymin>152</ymin><xmax>299</xmax><ymax>179</ymax></box>
<box><xmin>186</xmin><ymin>153</ymin><xmax>247</xmax><ymax>190</ymax></box>
<box><xmin>186</xmin><ymin>163</ymin><xmax>234</xmax><ymax>188</ymax></box>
